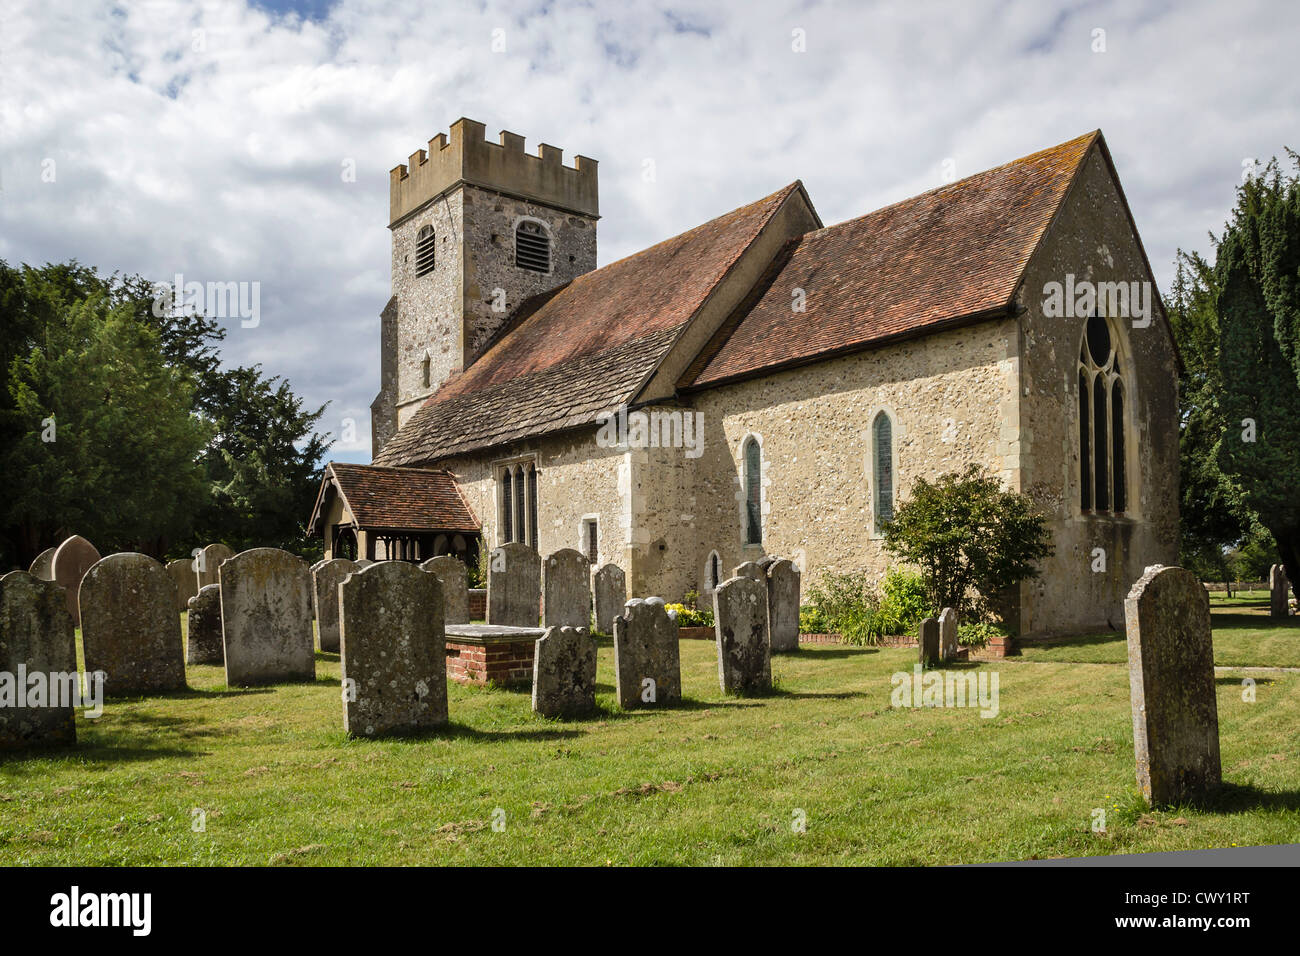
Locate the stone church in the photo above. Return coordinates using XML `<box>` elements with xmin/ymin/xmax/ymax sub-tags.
<box><xmin>308</xmin><ymin>118</ymin><xmax>1179</xmax><ymax>638</ymax></box>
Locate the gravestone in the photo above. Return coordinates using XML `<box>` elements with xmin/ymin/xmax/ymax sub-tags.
<box><xmin>166</xmin><ymin>558</ymin><xmax>198</xmax><ymax>612</ymax></box>
<box><xmin>28</xmin><ymin>548</ymin><xmax>56</xmax><ymax>581</ymax></box>
<box><xmin>355</xmin><ymin>559</ymin><xmax>375</xmax><ymax>569</ymax></box>
<box><xmin>219</xmin><ymin>548</ymin><xmax>315</xmax><ymax>686</ymax></box>
<box><xmin>339</xmin><ymin>561</ymin><xmax>447</xmax><ymax>738</ymax></box>
<box><xmin>194</xmin><ymin>543</ymin><xmax>236</xmax><ymax>591</ymax></box>
<box><xmin>613</xmin><ymin>597</ymin><xmax>681</xmax><ymax>709</ymax></box>
<box><xmin>938</xmin><ymin>608</ymin><xmax>959</xmax><ymax>662</ymax></box>
<box><xmin>531</xmin><ymin>625</ymin><xmax>598</xmax><ymax>718</ymax></box>
<box><xmin>80</xmin><ymin>553</ymin><xmax>187</xmax><ymax>696</ymax></box>
<box><xmin>766</xmin><ymin>558</ymin><xmax>801</xmax><ymax>653</ymax></box>
<box><xmin>0</xmin><ymin>571</ymin><xmax>78</xmax><ymax>750</ymax></box>
<box><xmin>918</xmin><ymin>617</ymin><xmax>940</xmax><ymax>667</ymax></box>
<box><xmin>592</xmin><ymin>563</ymin><xmax>626</xmax><ymax>635</ymax></box>
<box><xmin>1125</xmin><ymin>565</ymin><xmax>1222</xmax><ymax>806</ymax></box>
<box><xmin>487</xmin><ymin>543</ymin><xmax>541</xmax><ymax>627</ymax></box>
<box><xmin>543</xmin><ymin>548</ymin><xmax>590</xmax><ymax>629</ymax></box>
<box><xmin>51</xmin><ymin>535</ymin><xmax>100</xmax><ymax>626</ymax></box>
<box><xmin>713</xmin><ymin>575</ymin><xmax>771</xmax><ymax>694</ymax></box>
<box><xmin>756</xmin><ymin>555</ymin><xmax>779</xmax><ymax>573</ymax></box>
<box><xmin>186</xmin><ymin>584</ymin><xmax>224</xmax><ymax>666</ymax></box>
<box><xmin>313</xmin><ymin>558</ymin><xmax>360</xmax><ymax>652</ymax></box>
<box><xmin>1269</xmin><ymin>564</ymin><xmax>1290</xmax><ymax>618</ymax></box>
<box><xmin>420</xmin><ymin>555</ymin><xmax>470</xmax><ymax>625</ymax></box>
<box><xmin>733</xmin><ymin>561</ymin><xmax>765</xmax><ymax>583</ymax></box>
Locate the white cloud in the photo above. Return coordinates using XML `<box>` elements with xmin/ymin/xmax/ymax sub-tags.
<box><xmin>2</xmin><ymin>0</ymin><xmax>1297</xmax><ymax>462</ymax></box>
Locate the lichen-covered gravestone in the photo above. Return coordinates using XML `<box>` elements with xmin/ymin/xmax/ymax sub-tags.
<box><xmin>195</xmin><ymin>543</ymin><xmax>236</xmax><ymax>591</ymax></box>
<box><xmin>219</xmin><ymin>548</ymin><xmax>315</xmax><ymax>686</ymax></box>
<box><xmin>28</xmin><ymin>548</ymin><xmax>56</xmax><ymax>581</ymax></box>
<box><xmin>487</xmin><ymin>543</ymin><xmax>541</xmax><ymax>627</ymax></box>
<box><xmin>420</xmin><ymin>555</ymin><xmax>470</xmax><ymax>625</ymax></box>
<box><xmin>339</xmin><ymin>561</ymin><xmax>448</xmax><ymax>738</ymax></box>
<box><xmin>938</xmin><ymin>608</ymin><xmax>958</xmax><ymax>662</ymax></box>
<box><xmin>592</xmin><ymin>563</ymin><xmax>626</xmax><ymax>635</ymax></box>
<box><xmin>1125</xmin><ymin>565</ymin><xmax>1222</xmax><ymax>807</ymax></box>
<box><xmin>313</xmin><ymin>558</ymin><xmax>360</xmax><ymax>652</ymax></box>
<box><xmin>918</xmin><ymin>617</ymin><xmax>940</xmax><ymax>667</ymax></box>
<box><xmin>80</xmin><ymin>553</ymin><xmax>187</xmax><ymax>695</ymax></box>
<box><xmin>0</xmin><ymin>571</ymin><xmax>78</xmax><ymax>750</ymax></box>
<box><xmin>186</xmin><ymin>584</ymin><xmax>224</xmax><ymax>666</ymax></box>
<box><xmin>733</xmin><ymin>561</ymin><xmax>765</xmax><ymax>583</ymax></box>
<box><xmin>613</xmin><ymin>597</ymin><xmax>681</xmax><ymax>709</ymax></box>
<box><xmin>532</xmin><ymin>625</ymin><xmax>597</xmax><ymax>718</ymax></box>
<box><xmin>766</xmin><ymin>558</ymin><xmax>801</xmax><ymax>653</ymax></box>
<box><xmin>543</xmin><ymin>548</ymin><xmax>590</xmax><ymax>629</ymax></box>
<box><xmin>713</xmin><ymin>575</ymin><xmax>771</xmax><ymax>695</ymax></box>
<box><xmin>166</xmin><ymin>558</ymin><xmax>197</xmax><ymax>612</ymax></box>
<box><xmin>1269</xmin><ymin>564</ymin><xmax>1290</xmax><ymax>619</ymax></box>
<box><xmin>51</xmin><ymin>535</ymin><xmax>100</xmax><ymax>627</ymax></box>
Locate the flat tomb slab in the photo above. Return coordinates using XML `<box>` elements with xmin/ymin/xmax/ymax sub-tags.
<box><xmin>445</xmin><ymin>624</ymin><xmax>547</xmax><ymax>687</ymax></box>
<box><xmin>445</xmin><ymin>624</ymin><xmax>546</xmax><ymax>644</ymax></box>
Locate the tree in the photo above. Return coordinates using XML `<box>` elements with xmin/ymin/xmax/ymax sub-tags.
<box><xmin>881</xmin><ymin>465</ymin><xmax>1054</xmax><ymax>621</ymax></box>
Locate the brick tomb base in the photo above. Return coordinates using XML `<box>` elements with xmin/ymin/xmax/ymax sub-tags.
<box><xmin>444</xmin><ymin>624</ymin><xmax>546</xmax><ymax>687</ymax></box>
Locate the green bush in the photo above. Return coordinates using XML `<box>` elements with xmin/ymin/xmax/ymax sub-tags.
<box><xmin>806</xmin><ymin>567</ymin><xmax>932</xmax><ymax>645</ymax></box>
<box><xmin>799</xmin><ymin>605</ymin><xmax>830</xmax><ymax>634</ymax></box>
<box><xmin>873</xmin><ymin>567</ymin><xmax>930</xmax><ymax>638</ymax></box>
<box><xmin>666</xmin><ymin>603</ymin><xmax>714</xmax><ymax>628</ymax></box>
<box><xmin>957</xmin><ymin>621</ymin><xmax>1012</xmax><ymax>648</ymax></box>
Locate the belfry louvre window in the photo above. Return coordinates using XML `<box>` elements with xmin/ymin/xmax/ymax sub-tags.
<box><xmin>1078</xmin><ymin>314</ymin><xmax>1127</xmax><ymax>514</ymax></box>
<box><xmin>515</xmin><ymin>221</ymin><xmax>550</xmax><ymax>273</ymax></box>
<box><xmin>414</xmin><ymin>225</ymin><xmax>436</xmax><ymax>277</ymax></box>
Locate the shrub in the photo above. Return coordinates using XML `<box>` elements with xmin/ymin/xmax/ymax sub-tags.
<box><xmin>666</xmin><ymin>603</ymin><xmax>714</xmax><ymax>628</ymax></box>
<box><xmin>957</xmin><ymin>621</ymin><xmax>1012</xmax><ymax>648</ymax></box>
<box><xmin>806</xmin><ymin>567</ymin><xmax>931</xmax><ymax>645</ymax></box>
<box><xmin>799</xmin><ymin>605</ymin><xmax>830</xmax><ymax>634</ymax></box>
<box><xmin>882</xmin><ymin>464</ymin><xmax>1054</xmax><ymax>620</ymax></box>
<box><xmin>873</xmin><ymin>567</ymin><xmax>930</xmax><ymax>638</ymax></box>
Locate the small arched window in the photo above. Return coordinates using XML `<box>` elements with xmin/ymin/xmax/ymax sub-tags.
<box><xmin>743</xmin><ymin>437</ymin><xmax>762</xmax><ymax>545</ymax></box>
<box><xmin>515</xmin><ymin>221</ymin><xmax>551</xmax><ymax>273</ymax></box>
<box><xmin>1078</xmin><ymin>314</ymin><xmax>1127</xmax><ymax>514</ymax></box>
<box><xmin>873</xmin><ymin>412</ymin><xmax>894</xmax><ymax>526</ymax></box>
<box><xmin>705</xmin><ymin>551</ymin><xmax>722</xmax><ymax>591</ymax></box>
<box><xmin>501</xmin><ymin>468</ymin><xmax>513</xmax><ymax>542</ymax></box>
<box><xmin>415</xmin><ymin>225</ymin><xmax>436</xmax><ymax>276</ymax></box>
<box><xmin>421</xmin><ymin>350</ymin><xmax>431</xmax><ymax>389</ymax></box>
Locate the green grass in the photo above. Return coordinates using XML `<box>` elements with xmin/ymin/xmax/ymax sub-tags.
<box><xmin>2</xmin><ymin>613</ymin><xmax>1297</xmax><ymax>866</ymax></box>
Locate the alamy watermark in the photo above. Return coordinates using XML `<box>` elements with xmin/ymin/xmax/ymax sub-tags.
<box><xmin>0</xmin><ymin>667</ymin><xmax>104</xmax><ymax>718</ymax></box>
<box><xmin>151</xmin><ymin>273</ymin><xmax>261</xmax><ymax>328</ymax></box>
<box><xmin>890</xmin><ymin>664</ymin><xmax>999</xmax><ymax>718</ymax></box>
<box><xmin>1041</xmin><ymin>274</ymin><xmax>1152</xmax><ymax>328</ymax></box>
<box><xmin>595</xmin><ymin>404</ymin><xmax>704</xmax><ymax>458</ymax></box>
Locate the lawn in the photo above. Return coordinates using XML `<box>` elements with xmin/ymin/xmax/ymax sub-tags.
<box><xmin>1</xmin><ymin>611</ymin><xmax>1297</xmax><ymax>866</ymax></box>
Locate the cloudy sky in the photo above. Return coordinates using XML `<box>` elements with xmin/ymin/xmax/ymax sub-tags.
<box><xmin>2</xmin><ymin>0</ymin><xmax>1296</xmax><ymax>463</ymax></box>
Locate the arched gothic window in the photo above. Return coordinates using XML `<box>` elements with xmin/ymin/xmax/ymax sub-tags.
<box><xmin>705</xmin><ymin>551</ymin><xmax>722</xmax><ymax>592</ymax></box>
<box><xmin>872</xmin><ymin>412</ymin><xmax>894</xmax><ymax>526</ymax></box>
<box><xmin>415</xmin><ymin>225</ymin><xmax>436</xmax><ymax>276</ymax></box>
<box><xmin>515</xmin><ymin>221</ymin><xmax>551</xmax><ymax>273</ymax></box>
<box><xmin>497</xmin><ymin>459</ymin><xmax>540</xmax><ymax>546</ymax></box>
<box><xmin>742</xmin><ymin>437</ymin><xmax>762</xmax><ymax>545</ymax></box>
<box><xmin>1078</xmin><ymin>314</ymin><xmax>1127</xmax><ymax>514</ymax></box>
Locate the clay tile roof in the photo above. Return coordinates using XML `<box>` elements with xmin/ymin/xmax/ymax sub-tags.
<box><xmin>314</xmin><ymin>462</ymin><xmax>480</xmax><ymax>533</ymax></box>
<box><xmin>375</xmin><ymin>182</ymin><xmax>802</xmax><ymax>466</ymax></box>
<box><xmin>683</xmin><ymin>131</ymin><xmax>1100</xmax><ymax>389</ymax></box>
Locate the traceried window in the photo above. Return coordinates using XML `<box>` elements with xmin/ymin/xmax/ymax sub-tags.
<box><xmin>515</xmin><ymin>221</ymin><xmax>551</xmax><ymax>273</ymax></box>
<box><xmin>1078</xmin><ymin>314</ymin><xmax>1127</xmax><ymax>514</ymax></box>
<box><xmin>415</xmin><ymin>225</ymin><xmax>436</xmax><ymax>277</ymax></box>
<box><xmin>743</xmin><ymin>437</ymin><xmax>762</xmax><ymax>545</ymax></box>
<box><xmin>873</xmin><ymin>412</ymin><xmax>895</xmax><ymax>527</ymax></box>
<box><xmin>498</xmin><ymin>460</ymin><xmax>539</xmax><ymax>547</ymax></box>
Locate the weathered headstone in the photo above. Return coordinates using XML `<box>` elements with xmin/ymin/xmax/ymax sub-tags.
<box><xmin>80</xmin><ymin>553</ymin><xmax>187</xmax><ymax>695</ymax></box>
<box><xmin>713</xmin><ymin>575</ymin><xmax>771</xmax><ymax>694</ymax></box>
<box><xmin>355</xmin><ymin>559</ymin><xmax>375</xmax><ymax>569</ymax></box>
<box><xmin>339</xmin><ymin>561</ymin><xmax>447</xmax><ymax>738</ymax></box>
<box><xmin>532</xmin><ymin>625</ymin><xmax>597</xmax><ymax>718</ymax></box>
<box><xmin>613</xmin><ymin>597</ymin><xmax>681</xmax><ymax>709</ymax></box>
<box><xmin>1269</xmin><ymin>564</ymin><xmax>1290</xmax><ymax>619</ymax></box>
<box><xmin>194</xmin><ymin>543</ymin><xmax>236</xmax><ymax>591</ymax></box>
<box><xmin>420</xmin><ymin>555</ymin><xmax>469</xmax><ymax>625</ymax></box>
<box><xmin>313</xmin><ymin>558</ymin><xmax>360</xmax><ymax>652</ymax></box>
<box><xmin>0</xmin><ymin>571</ymin><xmax>78</xmax><ymax>750</ymax></box>
<box><xmin>592</xmin><ymin>563</ymin><xmax>626</xmax><ymax>635</ymax></box>
<box><xmin>219</xmin><ymin>548</ymin><xmax>315</xmax><ymax>686</ymax></box>
<box><xmin>756</xmin><ymin>555</ymin><xmax>779</xmax><ymax>573</ymax></box>
<box><xmin>166</xmin><ymin>558</ymin><xmax>198</xmax><ymax>612</ymax></box>
<box><xmin>766</xmin><ymin>558</ymin><xmax>800</xmax><ymax>653</ymax></box>
<box><xmin>543</xmin><ymin>548</ymin><xmax>590</xmax><ymax>629</ymax></box>
<box><xmin>938</xmin><ymin>607</ymin><xmax>959</xmax><ymax>662</ymax></box>
<box><xmin>51</xmin><ymin>535</ymin><xmax>100</xmax><ymax>626</ymax></box>
<box><xmin>1125</xmin><ymin>565</ymin><xmax>1222</xmax><ymax>807</ymax></box>
<box><xmin>186</xmin><ymin>584</ymin><xmax>224</xmax><ymax>666</ymax></box>
<box><xmin>487</xmin><ymin>543</ymin><xmax>541</xmax><ymax>627</ymax></box>
<box><xmin>918</xmin><ymin>617</ymin><xmax>940</xmax><ymax>667</ymax></box>
<box><xmin>28</xmin><ymin>548</ymin><xmax>56</xmax><ymax>581</ymax></box>
<box><xmin>733</xmin><ymin>561</ymin><xmax>765</xmax><ymax>583</ymax></box>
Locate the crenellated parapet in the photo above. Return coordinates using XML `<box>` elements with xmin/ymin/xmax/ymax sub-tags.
<box><xmin>389</xmin><ymin>117</ymin><xmax>599</xmax><ymax>226</ymax></box>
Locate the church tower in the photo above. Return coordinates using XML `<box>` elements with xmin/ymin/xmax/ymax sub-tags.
<box><xmin>371</xmin><ymin>118</ymin><xmax>600</xmax><ymax>456</ymax></box>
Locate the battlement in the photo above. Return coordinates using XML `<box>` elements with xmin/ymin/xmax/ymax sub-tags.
<box><xmin>389</xmin><ymin>118</ymin><xmax>599</xmax><ymax>226</ymax></box>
